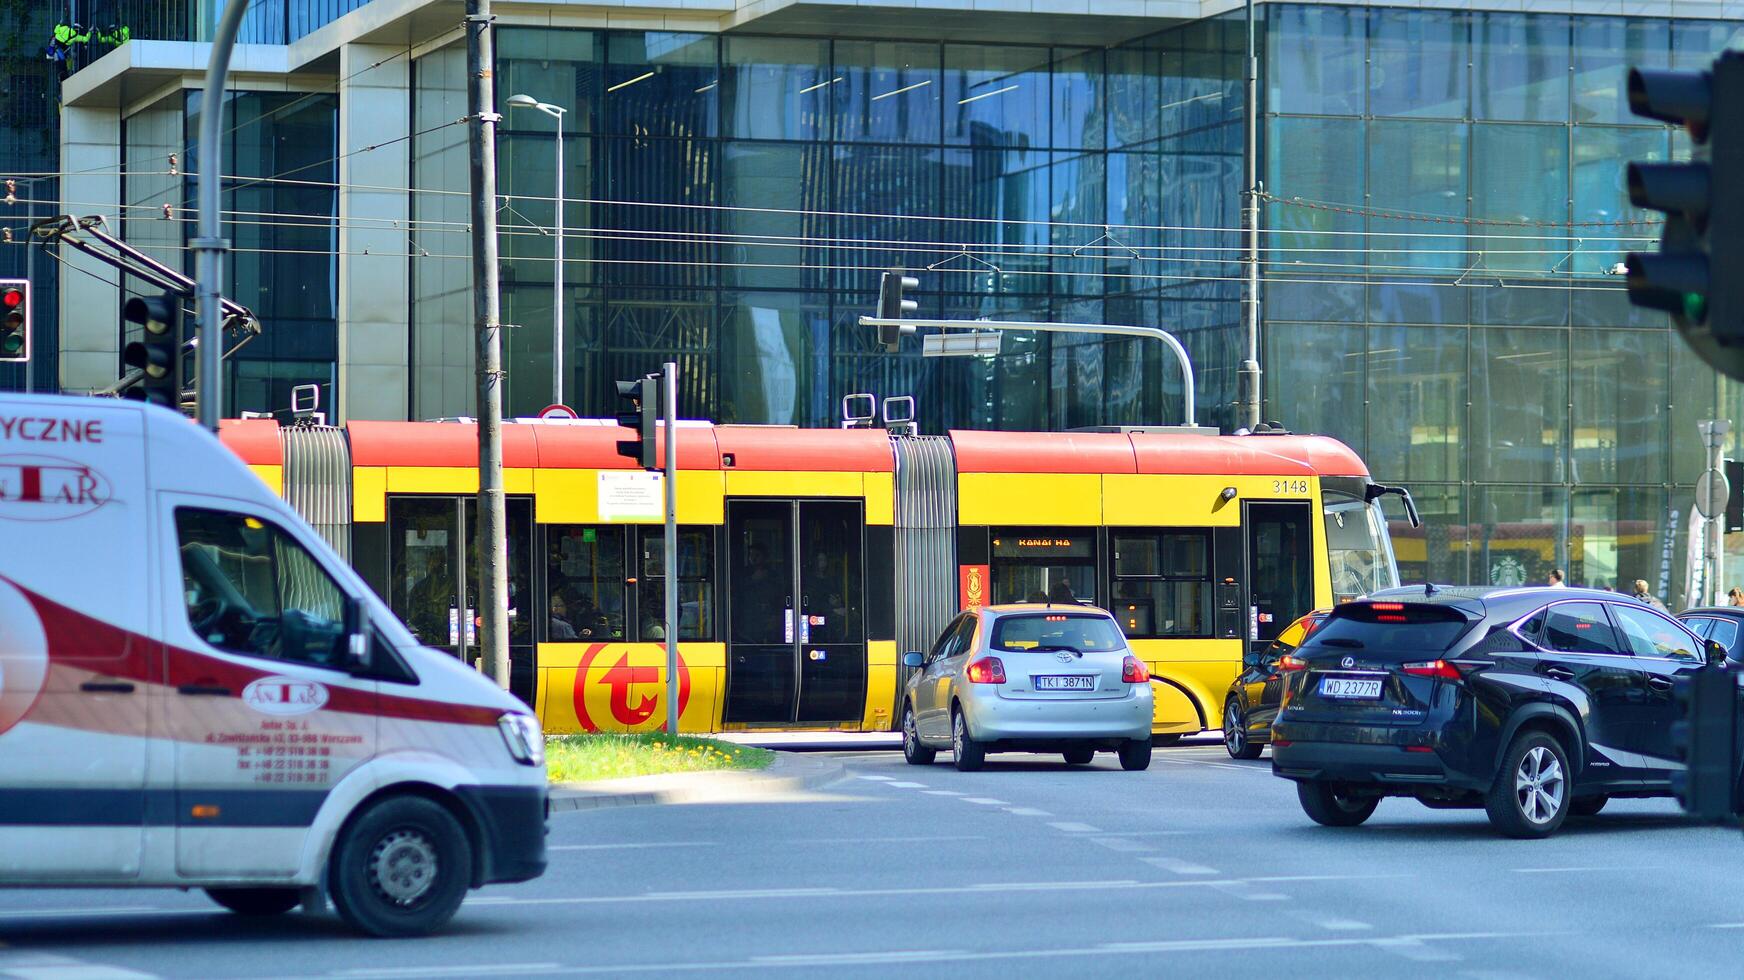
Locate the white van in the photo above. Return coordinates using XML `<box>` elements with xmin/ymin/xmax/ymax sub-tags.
<box><xmin>0</xmin><ymin>394</ymin><xmax>547</xmax><ymax>936</ymax></box>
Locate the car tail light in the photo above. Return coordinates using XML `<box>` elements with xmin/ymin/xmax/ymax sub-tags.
<box><xmin>966</xmin><ymin>657</ymin><xmax>1006</xmax><ymax>684</ymax></box>
<box><xmin>1369</xmin><ymin>602</ymin><xmax>1404</xmax><ymax>611</ymax></box>
<box><xmin>1122</xmin><ymin>655</ymin><xmax>1149</xmax><ymax>683</ymax></box>
<box><xmin>1401</xmin><ymin>659</ymin><xmax>1461</xmax><ymax>680</ymax></box>
<box><xmin>1277</xmin><ymin>653</ymin><xmax>1307</xmax><ymax>672</ymax></box>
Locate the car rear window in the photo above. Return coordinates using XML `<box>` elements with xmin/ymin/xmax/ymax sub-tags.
<box><xmin>1303</xmin><ymin>602</ymin><xmax>1470</xmax><ymax>653</ymax></box>
<box><xmin>990</xmin><ymin>613</ymin><xmax>1126</xmax><ymax>653</ymax></box>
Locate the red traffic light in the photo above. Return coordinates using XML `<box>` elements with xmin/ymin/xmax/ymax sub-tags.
<box><xmin>1</xmin><ymin>288</ymin><xmax>22</xmax><ymax>308</ymax></box>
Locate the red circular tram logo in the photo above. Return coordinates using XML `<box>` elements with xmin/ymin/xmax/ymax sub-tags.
<box><xmin>570</xmin><ymin>642</ymin><xmax>692</xmax><ymax>732</ymax></box>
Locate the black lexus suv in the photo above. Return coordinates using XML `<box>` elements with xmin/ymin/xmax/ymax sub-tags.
<box><xmin>1270</xmin><ymin>586</ymin><xmax>1725</xmax><ymax>838</ymax></box>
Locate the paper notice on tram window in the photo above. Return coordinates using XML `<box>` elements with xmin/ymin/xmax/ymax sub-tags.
<box><xmin>598</xmin><ymin>471</ymin><xmax>664</xmax><ymax>522</ymax></box>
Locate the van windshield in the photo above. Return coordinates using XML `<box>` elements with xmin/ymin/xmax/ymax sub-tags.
<box><xmin>990</xmin><ymin>614</ymin><xmax>1126</xmax><ymax>653</ymax></box>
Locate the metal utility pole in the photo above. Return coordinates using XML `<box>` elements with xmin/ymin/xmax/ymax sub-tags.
<box><xmin>1699</xmin><ymin>420</ymin><xmax>1732</xmax><ymax>606</ymax></box>
<box><xmin>662</xmin><ymin>361</ymin><xmax>680</xmax><ymax>735</ymax></box>
<box><xmin>193</xmin><ymin>0</ymin><xmax>250</xmax><ymax>430</ymax></box>
<box><xmin>1238</xmin><ymin>0</ymin><xmax>1263</xmax><ymax>431</ymax></box>
<box><xmin>467</xmin><ymin>0</ymin><xmax>511</xmax><ymax>690</ymax></box>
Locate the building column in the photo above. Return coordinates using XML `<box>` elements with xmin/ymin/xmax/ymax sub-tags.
<box><xmin>57</xmin><ymin>105</ymin><xmax>121</xmax><ymax>393</ymax></box>
<box><xmin>336</xmin><ymin>42</ymin><xmax>411</xmax><ymax>422</ymax></box>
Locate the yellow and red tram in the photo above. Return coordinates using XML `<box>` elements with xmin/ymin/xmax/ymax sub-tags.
<box><xmin>219</xmin><ymin>418</ymin><xmax>1401</xmax><ymax>737</ymax></box>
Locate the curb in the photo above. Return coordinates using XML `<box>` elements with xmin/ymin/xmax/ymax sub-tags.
<box><xmin>548</xmin><ymin>750</ymin><xmax>846</xmax><ymax>813</ymax></box>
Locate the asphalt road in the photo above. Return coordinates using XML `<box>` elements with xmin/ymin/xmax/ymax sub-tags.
<box><xmin>4</xmin><ymin>740</ymin><xmax>1743</xmax><ymax>979</ymax></box>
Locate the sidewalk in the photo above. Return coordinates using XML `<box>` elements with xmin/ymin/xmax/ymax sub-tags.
<box><xmin>549</xmin><ymin>750</ymin><xmax>846</xmax><ymax>813</ymax></box>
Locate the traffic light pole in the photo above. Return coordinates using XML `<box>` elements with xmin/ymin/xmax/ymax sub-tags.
<box><xmin>663</xmin><ymin>361</ymin><xmax>680</xmax><ymax>735</ymax></box>
<box><xmin>192</xmin><ymin>0</ymin><xmax>250</xmax><ymax>430</ymax></box>
<box><xmin>467</xmin><ymin>0</ymin><xmax>511</xmax><ymax>691</ymax></box>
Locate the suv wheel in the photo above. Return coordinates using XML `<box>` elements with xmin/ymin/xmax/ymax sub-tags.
<box><xmin>952</xmin><ymin>708</ymin><xmax>986</xmax><ymax>772</ymax></box>
<box><xmin>1224</xmin><ymin>700</ymin><xmax>1263</xmax><ymax>760</ymax></box>
<box><xmin>902</xmin><ymin>704</ymin><xmax>936</xmax><ymax>765</ymax></box>
<box><xmin>1485</xmin><ymin>731</ymin><xmax>1570</xmax><ymax>839</ymax></box>
<box><xmin>1297</xmin><ymin>780</ymin><xmax>1380</xmax><ymax>827</ymax></box>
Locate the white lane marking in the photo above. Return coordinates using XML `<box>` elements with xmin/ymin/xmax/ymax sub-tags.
<box><xmin>856</xmin><ymin>774</ymin><xmax>895</xmax><ymax>781</ymax></box>
<box><xmin>1372</xmin><ymin>937</ymin><xmax>1461</xmax><ymax>963</ymax></box>
<box><xmin>753</xmin><ymin>951</ymin><xmax>960</xmax><ymax>966</ymax></box>
<box><xmin>1292</xmin><ymin>912</ymin><xmax>1374</xmax><ymax>932</ymax></box>
<box><xmin>1005</xmin><ymin>807</ymin><xmax>1053</xmax><ymax>817</ymax></box>
<box><xmin>1210</xmin><ymin>881</ymin><xmax>1289</xmax><ymax>903</ymax></box>
<box><xmin>264</xmin><ymin>931</ymin><xmax>1557</xmax><ymax>977</ymax></box>
<box><xmin>887</xmin><ymin>781</ymin><xmax>928</xmax><ymax>789</ymax></box>
<box><xmin>550</xmin><ymin>842</ymin><xmax>718</xmax><ymax>851</ymax></box>
<box><xmin>0</xmin><ymin>953</ymin><xmax>160</xmax><ymax>980</ymax></box>
<box><xmin>1089</xmin><ymin>837</ymin><xmax>1154</xmax><ymax>854</ymax></box>
<box><xmin>970</xmin><ymin>880</ymin><xmax>1141</xmax><ymax>892</ymax></box>
<box><xmin>1706</xmin><ymin>922</ymin><xmax>1744</xmax><ymax>929</ymax></box>
<box><xmin>335</xmin><ymin>966</ymin><xmax>561</xmax><ymax>979</ymax></box>
<box><xmin>0</xmin><ymin>908</ymin><xmax>176</xmax><ymax>920</ymax></box>
<box><xmin>1155</xmin><ymin>758</ymin><xmax>1264</xmax><ymax>773</ymax></box>
<box><xmin>961</xmin><ymin>797</ymin><xmax>1009</xmax><ymax>805</ymax></box>
<box><xmin>1142</xmin><ymin>856</ymin><xmax>1218</xmax><ymax>876</ymax></box>
<box><xmin>1048</xmin><ymin>822</ymin><xmax>1103</xmax><ymax>833</ymax></box>
<box><xmin>921</xmin><ymin>790</ymin><xmax>963</xmax><ymax>796</ymax></box>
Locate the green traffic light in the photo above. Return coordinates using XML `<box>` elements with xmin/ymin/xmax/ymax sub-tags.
<box><xmin>0</xmin><ymin>332</ymin><xmax>20</xmax><ymax>355</ymax></box>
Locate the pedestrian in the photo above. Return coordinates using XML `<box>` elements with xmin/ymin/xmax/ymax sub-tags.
<box><xmin>1630</xmin><ymin>579</ymin><xmax>1667</xmax><ymax>610</ymax></box>
<box><xmin>1729</xmin><ymin>587</ymin><xmax>1744</xmax><ymax>608</ymax></box>
<box><xmin>1547</xmin><ymin>568</ymin><xmax>1567</xmax><ymax>588</ymax></box>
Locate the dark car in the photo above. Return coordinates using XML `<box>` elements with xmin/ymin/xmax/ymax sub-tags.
<box><xmin>1678</xmin><ymin>607</ymin><xmax>1744</xmax><ymax>664</ymax></box>
<box><xmin>1224</xmin><ymin>609</ymin><xmax>1330</xmax><ymax>760</ymax></box>
<box><xmin>1270</xmin><ymin>586</ymin><xmax>1726</xmax><ymax>838</ymax></box>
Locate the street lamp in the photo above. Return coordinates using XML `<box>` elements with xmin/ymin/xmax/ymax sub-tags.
<box><xmin>506</xmin><ymin>93</ymin><xmax>569</xmax><ymax>407</ymax></box>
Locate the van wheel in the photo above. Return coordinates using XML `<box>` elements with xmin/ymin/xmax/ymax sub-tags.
<box><xmin>902</xmin><ymin>704</ymin><xmax>936</xmax><ymax>765</ymax></box>
<box><xmin>1297</xmin><ymin>781</ymin><xmax>1380</xmax><ymax>827</ymax></box>
<box><xmin>329</xmin><ymin>795</ymin><xmax>473</xmax><ymax>938</ymax></box>
<box><xmin>206</xmin><ymin>887</ymin><xmax>300</xmax><ymax>917</ymax></box>
<box><xmin>951</xmin><ymin>709</ymin><xmax>985</xmax><ymax>772</ymax></box>
<box><xmin>1118</xmin><ymin>739</ymin><xmax>1153</xmax><ymax>771</ymax></box>
<box><xmin>1485</xmin><ymin>731</ymin><xmax>1570</xmax><ymax>839</ymax></box>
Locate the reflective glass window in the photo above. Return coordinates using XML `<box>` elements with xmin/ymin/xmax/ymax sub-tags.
<box><xmin>941</xmin><ymin>44</ymin><xmax>1049</xmax><ymax>149</ymax></box>
<box><xmin>1382</xmin><ymin>483</ymin><xmax>1465</xmax><ymax>585</ymax></box>
<box><xmin>1471</xmin><ymin>328</ymin><xmax>1567</xmax><ymax>484</ymax></box>
<box><xmin>1367</xmin><ymin>325</ymin><xmax>1466</xmax><ymax>483</ymax></box>
<box><xmin>1267</xmin><ymin>116</ymin><xmax>1364</xmax><ymax>274</ymax></box>
<box><xmin>990</xmin><ymin>531</ymin><xmax>1096</xmax><ymax>606</ymax></box>
<box><xmin>1367</xmin><ymin>121</ymin><xmax>1468</xmax><ymax>273</ymax></box>
<box><xmin>1542</xmin><ymin>601</ymin><xmax>1616</xmax><ymax>654</ymax></box>
<box><xmin>1610</xmin><ymin>603</ymin><xmax>1698</xmax><ymax>661</ymax></box>
<box><xmin>1268</xmin><ymin>5</ymin><xmax>1364</xmax><ymax>117</ymax></box>
<box><xmin>1470</xmin><ymin>486</ymin><xmax>1567</xmax><ymax>586</ymax></box>
<box><xmin>1472</xmin><ymin>124</ymin><xmax>1568</xmax><ymax>275</ymax></box>
<box><xmin>637</xmin><ymin>526</ymin><xmax>715</xmax><ymax>641</ymax></box>
<box><xmin>1106</xmin><ymin>42</ymin><xmax>1161</xmax><ymax>149</ymax></box>
<box><xmin>1570</xmin><ymin>330</ymin><xmax>1666</xmax><ymax>485</ymax></box>
<box><xmin>1265</xmin><ymin>323</ymin><xmax>1365</xmax><ymax>452</ymax></box>
<box><xmin>1672</xmin><ymin>340</ymin><xmax>1721</xmax><ymax>479</ymax></box>
<box><xmin>1051</xmin><ymin>48</ymin><xmax>1106</xmax><ymax>150</ymax></box>
<box><xmin>1572</xmin><ymin>488</ymin><xmax>1665</xmax><ymax>595</ymax></box>
<box><xmin>599</xmin><ymin>137</ymin><xmax>717</xmax><ymax>290</ymax></box>
<box><xmin>1572</xmin><ymin>18</ymin><xmax>1668</xmax><ymax>125</ymax></box>
<box><xmin>1474</xmin><ymin>13</ymin><xmax>1571</xmax><ymax>122</ymax></box>
<box><xmin>722</xmin><ymin>36</ymin><xmax>830</xmax><ymax>141</ymax></box>
<box><xmin>831</xmin><ymin>143</ymin><xmax>940</xmax><ymax>295</ymax></box>
<box><xmin>1712</xmin><ymin>619</ymin><xmax>1740</xmax><ymax>650</ymax></box>
<box><xmin>176</xmin><ymin>508</ymin><xmax>348</xmax><ymax>668</ymax></box>
<box><xmin>1573</xmin><ymin>126</ymin><xmax>1670</xmax><ymax>274</ymax></box>
<box><xmin>1049</xmin><ymin>152</ymin><xmax>1107</xmax><ymax>296</ymax></box>
<box><xmin>835</xmin><ymin>40</ymin><xmax>941</xmax><ymax>143</ymax></box>
<box><xmin>1369</xmin><ymin>9</ymin><xmax>1468</xmax><ymax>119</ymax></box>
<box><xmin>603</xmin><ymin>32</ymin><xmax>718</xmax><ymax>138</ymax></box>
<box><xmin>1111</xmin><ymin>531</ymin><xmax>1211</xmax><ymax>638</ymax></box>
<box><xmin>720</xmin><ymin>141</ymin><xmax>832</xmax><ymax>292</ymax></box>
<box><xmin>721</xmin><ymin>291</ymin><xmax>828</xmax><ymax>426</ymax></box>
<box><xmin>547</xmin><ymin>526</ymin><xmax>627</xmax><ymax>640</ymax></box>
<box><xmin>1672</xmin><ymin>20</ymin><xmax>1744</xmax><ymax>71</ymax></box>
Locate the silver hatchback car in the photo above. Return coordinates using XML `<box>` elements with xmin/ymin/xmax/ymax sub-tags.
<box><xmin>900</xmin><ymin>604</ymin><xmax>1155</xmax><ymax>771</ymax></box>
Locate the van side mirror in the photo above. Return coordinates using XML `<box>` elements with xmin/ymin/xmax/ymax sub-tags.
<box><xmin>343</xmin><ymin>597</ymin><xmax>372</xmax><ymax>671</ymax></box>
<box><xmin>902</xmin><ymin>651</ymin><xmax>925</xmax><ymax>669</ymax></box>
<box><xmin>1707</xmin><ymin>638</ymin><xmax>1728</xmax><ymax>667</ymax></box>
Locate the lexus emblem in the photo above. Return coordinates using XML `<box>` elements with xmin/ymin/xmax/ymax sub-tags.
<box><xmin>1340</xmin><ymin>656</ymin><xmax>1355</xmax><ymax>669</ymax></box>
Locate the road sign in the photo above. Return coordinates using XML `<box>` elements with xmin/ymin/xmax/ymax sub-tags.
<box><xmin>1698</xmin><ymin>467</ymin><xmax>1731</xmax><ymax>519</ymax></box>
<box><xmin>922</xmin><ymin>331</ymin><xmax>1002</xmax><ymax>357</ymax></box>
<box><xmin>538</xmin><ymin>403</ymin><xmax>579</xmax><ymax>420</ymax></box>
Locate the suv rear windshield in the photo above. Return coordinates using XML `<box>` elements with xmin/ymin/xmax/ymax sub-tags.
<box><xmin>990</xmin><ymin>614</ymin><xmax>1126</xmax><ymax>653</ymax></box>
<box><xmin>1301</xmin><ymin>603</ymin><xmax>1471</xmax><ymax>654</ymax></box>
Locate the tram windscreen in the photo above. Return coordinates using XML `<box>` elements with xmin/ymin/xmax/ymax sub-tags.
<box><xmin>1324</xmin><ymin>498</ymin><xmax>1400</xmax><ymax>603</ymax></box>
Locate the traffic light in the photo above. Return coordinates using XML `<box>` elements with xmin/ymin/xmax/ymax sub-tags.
<box><xmin>877</xmin><ymin>270</ymin><xmax>919</xmax><ymax>353</ymax></box>
<box><xmin>1625</xmin><ymin>53</ymin><xmax>1744</xmax><ymax>379</ymax></box>
<box><xmin>614</xmin><ymin>374</ymin><xmax>659</xmax><ymax>470</ymax></box>
<box><xmin>1669</xmin><ymin>664</ymin><xmax>1739</xmax><ymax>823</ymax></box>
<box><xmin>121</xmin><ymin>292</ymin><xmax>182</xmax><ymax>410</ymax></box>
<box><xmin>0</xmin><ymin>279</ymin><xmax>27</xmax><ymax>363</ymax></box>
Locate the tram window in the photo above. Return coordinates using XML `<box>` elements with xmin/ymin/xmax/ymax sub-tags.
<box><xmin>1324</xmin><ymin>497</ymin><xmax>1400</xmax><ymax>602</ymax></box>
<box><xmin>637</xmin><ymin>526</ymin><xmax>716</xmax><ymax>641</ymax></box>
<box><xmin>1110</xmin><ymin>531</ymin><xmax>1212</xmax><ymax>639</ymax></box>
<box><xmin>547</xmin><ymin>525</ymin><xmax>627</xmax><ymax>641</ymax></box>
<box><xmin>990</xmin><ymin>531</ymin><xmax>1096</xmax><ymax>606</ymax></box>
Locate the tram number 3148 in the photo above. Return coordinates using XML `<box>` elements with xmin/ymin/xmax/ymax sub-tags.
<box><xmin>1271</xmin><ymin>479</ymin><xmax>1310</xmax><ymax>495</ymax></box>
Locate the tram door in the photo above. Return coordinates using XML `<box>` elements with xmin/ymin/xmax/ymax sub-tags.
<box><xmin>1245</xmin><ymin>501</ymin><xmax>1315</xmax><ymax>653</ymax></box>
<box><xmin>386</xmin><ymin>496</ymin><xmax>536</xmax><ymax>701</ymax></box>
<box><xmin>724</xmin><ymin>500</ymin><xmax>866</xmax><ymax>724</ymax></box>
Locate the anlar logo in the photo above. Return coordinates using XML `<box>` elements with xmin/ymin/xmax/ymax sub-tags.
<box><xmin>0</xmin><ymin>580</ymin><xmax>50</xmax><ymax>735</ymax></box>
<box><xmin>242</xmin><ymin>676</ymin><xmax>330</xmax><ymax>716</ymax></box>
<box><xmin>0</xmin><ymin>455</ymin><xmax>112</xmax><ymax>522</ymax></box>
